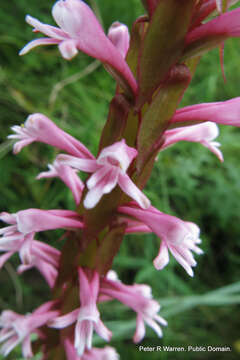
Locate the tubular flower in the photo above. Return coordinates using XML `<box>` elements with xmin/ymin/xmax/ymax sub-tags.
<box><xmin>170</xmin><ymin>97</ymin><xmax>240</xmax><ymax>127</ymax></box>
<box><xmin>0</xmin><ymin>209</ymin><xmax>83</xmax><ymax>270</ymax></box>
<box><xmin>186</xmin><ymin>8</ymin><xmax>240</xmax><ymax>46</ymax></box>
<box><xmin>49</xmin><ymin>268</ymin><xmax>112</xmax><ymax>357</ymax></box>
<box><xmin>100</xmin><ymin>274</ymin><xmax>167</xmax><ymax>343</ymax></box>
<box><xmin>37</xmin><ymin>159</ymin><xmax>84</xmax><ymax>205</ymax></box>
<box><xmin>19</xmin><ymin>0</ymin><xmax>137</xmax><ymax>95</ymax></box>
<box><xmin>8</xmin><ymin>113</ymin><xmax>94</xmax><ymax>158</ymax></box>
<box><xmin>162</xmin><ymin>122</ymin><xmax>223</xmax><ymax>162</ymax></box>
<box><xmin>0</xmin><ymin>235</ymin><xmax>60</xmax><ymax>272</ymax></box>
<box><xmin>0</xmin><ymin>302</ymin><xmax>58</xmax><ymax>358</ymax></box>
<box><xmin>118</xmin><ymin>203</ymin><xmax>203</xmax><ymax>277</ymax></box>
<box><xmin>58</xmin><ymin>139</ymin><xmax>151</xmax><ymax>209</ymax></box>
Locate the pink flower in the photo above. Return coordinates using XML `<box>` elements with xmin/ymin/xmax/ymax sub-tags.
<box><xmin>16</xmin><ymin>240</ymin><xmax>60</xmax><ymax>288</ymax></box>
<box><xmin>37</xmin><ymin>159</ymin><xmax>84</xmax><ymax>205</ymax></box>
<box><xmin>64</xmin><ymin>338</ymin><xmax>119</xmax><ymax>360</ymax></box>
<box><xmin>8</xmin><ymin>113</ymin><xmax>94</xmax><ymax>158</ymax></box>
<box><xmin>0</xmin><ymin>233</ymin><xmax>59</xmax><ymax>270</ymax></box>
<box><xmin>108</xmin><ymin>22</ymin><xmax>130</xmax><ymax>58</ymax></box>
<box><xmin>186</xmin><ymin>8</ymin><xmax>240</xmax><ymax>46</ymax></box>
<box><xmin>0</xmin><ymin>302</ymin><xmax>58</xmax><ymax>358</ymax></box>
<box><xmin>0</xmin><ymin>209</ymin><xmax>83</xmax><ymax>274</ymax></box>
<box><xmin>58</xmin><ymin>139</ymin><xmax>151</xmax><ymax>209</ymax></box>
<box><xmin>100</xmin><ymin>274</ymin><xmax>167</xmax><ymax>343</ymax></box>
<box><xmin>162</xmin><ymin>122</ymin><xmax>223</xmax><ymax>162</ymax></box>
<box><xmin>118</xmin><ymin>203</ymin><xmax>203</xmax><ymax>277</ymax></box>
<box><xmin>170</xmin><ymin>97</ymin><xmax>240</xmax><ymax>127</ymax></box>
<box><xmin>0</xmin><ymin>209</ymin><xmax>83</xmax><ymax>235</ymax></box>
<box><xmin>19</xmin><ymin>0</ymin><xmax>137</xmax><ymax>95</ymax></box>
<box><xmin>49</xmin><ymin>268</ymin><xmax>111</xmax><ymax>356</ymax></box>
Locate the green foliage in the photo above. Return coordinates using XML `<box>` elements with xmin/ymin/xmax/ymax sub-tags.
<box><xmin>0</xmin><ymin>1</ymin><xmax>240</xmax><ymax>359</ymax></box>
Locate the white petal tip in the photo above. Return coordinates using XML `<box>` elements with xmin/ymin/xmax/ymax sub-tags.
<box><xmin>187</xmin><ymin>269</ymin><xmax>194</xmax><ymax>277</ymax></box>
<box><xmin>19</xmin><ymin>48</ymin><xmax>26</xmax><ymax>56</ymax></box>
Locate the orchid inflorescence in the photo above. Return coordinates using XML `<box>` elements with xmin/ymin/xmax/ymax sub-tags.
<box><xmin>1</xmin><ymin>0</ymin><xmax>240</xmax><ymax>358</ymax></box>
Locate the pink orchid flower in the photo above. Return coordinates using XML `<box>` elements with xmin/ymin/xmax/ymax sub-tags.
<box><xmin>100</xmin><ymin>274</ymin><xmax>167</xmax><ymax>343</ymax></box>
<box><xmin>58</xmin><ymin>139</ymin><xmax>151</xmax><ymax>209</ymax></box>
<box><xmin>49</xmin><ymin>268</ymin><xmax>111</xmax><ymax>356</ymax></box>
<box><xmin>0</xmin><ymin>234</ymin><xmax>59</xmax><ymax>271</ymax></box>
<box><xmin>118</xmin><ymin>203</ymin><xmax>203</xmax><ymax>277</ymax></box>
<box><xmin>0</xmin><ymin>209</ymin><xmax>83</xmax><ymax>235</ymax></box>
<box><xmin>0</xmin><ymin>301</ymin><xmax>58</xmax><ymax>358</ymax></box>
<box><xmin>171</xmin><ymin>97</ymin><xmax>240</xmax><ymax>127</ymax></box>
<box><xmin>108</xmin><ymin>22</ymin><xmax>130</xmax><ymax>58</ymax></box>
<box><xmin>0</xmin><ymin>209</ymin><xmax>83</xmax><ymax>273</ymax></box>
<box><xmin>8</xmin><ymin>113</ymin><xmax>94</xmax><ymax>158</ymax></box>
<box><xmin>19</xmin><ymin>0</ymin><xmax>137</xmax><ymax>95</ymax></box>
<box><xmin>162</xmin><ymin>122</ymin><xmax>223</xmax><ymax>162</ymax></box>
<box><xmin>186</xmin><ymin>8</ymin><xmax>240</xmax><ymax>46</ymax></box>
<box><xmin>37</xmin><ymin>159</ymin><xmax>84</xmax><ymax>205</ymax></box>
<box><xmin>13</xmin><ymin>240</ymin><xmax>60</xmax><ymax>288</ymax></box>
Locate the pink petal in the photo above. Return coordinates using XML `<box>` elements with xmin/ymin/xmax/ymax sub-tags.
<box><xmin>84</xmin><ymin>167</ymin><xmax>119</xmax><ymax>209</ymax></box>
<box><xmin>94</xmin><ymin>319</ymin><xmax>112</xmax><ymax>341</ymax></box>
<box><xmin>19</xmin><ymin>233</ymin><xmax>33</xmax><ymax>265</ymax></box>
<box><xmin>171</xmin><ymin>97</ymin><xmax>240</xmax><ymax>127</ymax></box>
<box><xmin>57</xmin><ymin>154</ymin><xmax>98</xmax><ymax>172</ymax></box>
<box><xmin>133</xmin><ymin>314</ymin><xmax>145</xmax><ymax>343</ymax></box>
<box><xmin>118</xmin><ymin>173</ymin><xmax>151</xmax><ymax>209</ymax></box>
<box><xmin>108</xmin><ymin>22</ymin><xmax>130</xmax><ymax>58</ymax></box>
<box><xmin>153</xmin><ymin>241</ymin><xmax>170</xmax><ymax>270</ymax></box>
<box><xmin>19</xmin><ymin>38</ymin><xmax>60</xmax><ymax>56</ymax></box>
<box><xmin>22</xmin><ymin>336</ymin><xmax>33</xmax><ymax>359</ymax></box>
<box><xmin>0</xmin><ymin>252</ymin><xmax>14</xmax><ymax>269</ymax></box>
<box><xmin>49</xmin><ymin>309</ymin><xmax>79</xmax><ymax>329</ymax></box>
<box><xmin>25</xmin><ymin>15</ymin><xmax>67</xmax><ymax>39</ymax></box>
<box><xmin>87</xmin><ymin>166</ymin><xmax>111</xmax><ymax>189</ymax></box>
<box><xmin>186</xmin><ymin>8</ymin><xmax>240</xmax><ymax>45</ymax></box>
<box><xmin>16</xmin><ymin>208</ymin><xmax>83</xmax><ymax>234</ymax></box>
<box><xmin>168</xmin><ymin>246</ymin><xmax>194</xmax><ymax>277</ymax></box>
<box><xmin>58</xmin><ymin>39</ymin><xmax>78</xmax><ymax>59</ymax></box>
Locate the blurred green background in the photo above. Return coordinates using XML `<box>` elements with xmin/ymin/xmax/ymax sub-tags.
<box><xmin>0</xmin><ymin>1</ymin><xmax>240</xmax><ymax>359</ymax></box>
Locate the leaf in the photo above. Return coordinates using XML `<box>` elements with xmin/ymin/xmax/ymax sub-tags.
<box><xmin>126</xmin><ymin>18</ymin><xmax>148</xmax><ymax>78</ymax></box>
<box><xmin>137</xmin><ymin>0</ymin><xmax>195</xmax><ymax>107</ymax></box>
<box><xmin>136</xmin><ymin>64</ymin><xmax>191</xmax><ymax>173</ymax></box>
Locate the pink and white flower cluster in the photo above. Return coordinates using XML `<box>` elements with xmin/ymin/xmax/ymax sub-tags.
<box><xmin>0</xmin><ymin>267</ymin><xmax>166</xmax><ymax>359</ymax></box>
<box><xmin>2</xmin><ymin>0</ymin><xmax>240</xmax><ymax>358</ymax></box>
